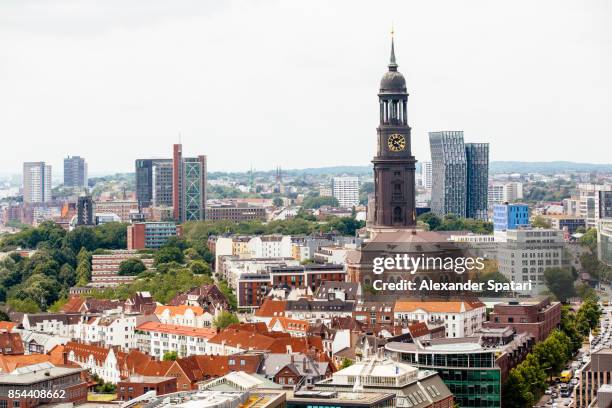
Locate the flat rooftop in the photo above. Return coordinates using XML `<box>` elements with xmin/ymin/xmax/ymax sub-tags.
<box><xmin>285</xmin><ymin>390</ymin><xmax>395</xmax><ymax>405</ymax></box>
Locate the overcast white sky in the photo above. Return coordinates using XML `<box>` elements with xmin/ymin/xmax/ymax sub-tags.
<box><xmin>1</xmin><ymin>0</ymin><xmax>610</xmax><ymax>175</ymax></box>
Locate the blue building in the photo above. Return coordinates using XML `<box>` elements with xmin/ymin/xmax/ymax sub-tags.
<box><xmin>493</xmin><ymin>203</ymin><xmax>529</xmax><ymax>231</ymax></box>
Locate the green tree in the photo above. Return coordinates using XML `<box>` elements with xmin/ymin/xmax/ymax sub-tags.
<box><xmin>218</xmin><ymin>279</ymin><xmax>237</xmax><ymax>310</ymax></box>
<box><xmin>118</xmin><ymin>258</ymin><xmax>147</xmax><ymax>276</ymax></box>
<box><xmin>59</xmin><ymin>264</ymin><xmax>76</xmax><ymax>287</ymax></box>
<box><xmin>213</xmin><ymin>311</ymin><xmax>240</xmax><ymax>329</ymax></box>
<box><xmin>301</xmin><ymin>196</ymin><xmax>339</xmax><ymax>209</ymax></box>
<box><xmin>163</xmin><ymin>351</ymin><xmax>178</xmax><ymax>361</ymax></box>
<box><xmin>63</xmin><ymin>226</ymin><xmax>98</xmax><ymax>253</ymax></box>
<box><xmin>48</xmin><ymin>296</ymin><xmax>69</xmax><ymax>312</ymax></box>
<box><xmin>579</xmin><ymin>228</ymin><xmax>598</xmax><ymax>251</ymax></box>
<box><xmin>189</xmin><ymin>260</ymin><xmax>211</xmax><ymax>275</ymax></box>
<box><xmin>7</xmin><ymin>298</ymin><xmax>41</xmax><ymax>313</ymax></box>
<box><xmin>531</xmin><ymin>215</ymin><xmax>552</xmax><ymax>229</ymax></box>
<box><xmin>14</xmin><ymin>274</ymin><xmax>62</xmax><ymax>310</ymax></box>
<box><xmin>155</xmin><ymin>246</ymin><xmax>184</xmax><ymax>266</ymax></box>
<box><xmin>273</xmin><ymin>197</ymin><xmax>284</xmax><ymax>207</ymax></box>
<box><xmin>544</xmin><ymin>267</ymin><xmax>576</xmax><ymax>302</ymax></box>
<box><xmin>339</xmin><ymin>358</ymin><xmax>354</xmax><ymax>369</ymax></box>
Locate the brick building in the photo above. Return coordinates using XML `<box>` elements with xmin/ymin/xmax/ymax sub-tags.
<box><xmin>117</xmin><ymin>375</ymin><xmax>177</xmax><ymax>401</ymax></box>
<box><xmin>483</xmin><ymin>298</ymin><xmax>561</xmax><ymax>342</ymax></box>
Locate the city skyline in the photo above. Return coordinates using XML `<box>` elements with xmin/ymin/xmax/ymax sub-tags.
<box><xmin>1</xmin><ymin>0</ymin><xmax>610</xmax><ymax>175</ymax></box>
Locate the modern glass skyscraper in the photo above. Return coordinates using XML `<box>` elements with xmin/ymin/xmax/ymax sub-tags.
<box><xmin>63</xmin><ymin>156</ymin><xmax>87</xmax><ymax>188</ymax></box>
<box><xmin>465</xmin><ymin>143</ymin><xmax>489</xmax><ymax>220</ymax></box>
<box><xmin>172</xmin><ymin>144</ymin><xmax>207</xmax><ymax>222</ymax></box>
<box><xmin>429</xmin><ymin>132</ymin><xmax>489</xmax><ymax>220</ymax></box>
<box><xmin>429</xmin><ymin>131</ymin><xmax>467</xmax><ymax>217</ymax></box>
<box><xmin>181</xmin><ymin>156</ymin><xmax>207</xmax><ymax>221</ymax></box>
<box><xmin>135</xmin><ymin>159</ymin><xmax>173</xmax><ymax>208</ymax></box>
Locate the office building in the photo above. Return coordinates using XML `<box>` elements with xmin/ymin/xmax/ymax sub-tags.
<box><xmin>63</xmin><ymin>155</ymin><xmax>87</xmax><ymax>188</ymax></box>
<box><xmin>483</xmin><ymin>298</ymin><xmax>561</xmax><ymax>342</ymax></box>
<box><xmin>541</xmin><ymin>214</ymin><xmax>586</xmax><ymax>234</ymax></box>
<box><xmin>332</xmin><ymin>176</ymin><xmax>360</xmax><ymax>208</ymax></box>
<box><xmin>421</xmin><ymin>161</ymin><xmax>433</xmax><ymax>189</ymax></box>
<box><xmin>206</xmin><ymin>202</ymin><xmax>267</xmax><ymax>222</ymax></box>
<box><xmin>135</xmin><ymin>158</ymin><xmax>173</xmax><ymax>208</ymax></box>
<box><xmin>493</xmin><ymin>203</ymin><xmax>529</xmax><ymax>231</ymax></box>
<box><xmin>497</xmin><ymin>228</ymin><xmax>567</xmax><ymax>294</ymax></box>
<box><xmin>429</xmin><ymin>132</ymin><xmax>467</xmax><ymax>217</ymax></box>
<box><xmin>0</xmin><ymin>363</ymin><xmax>88</xmax><ymax>407</ymax></box>
<box><xmin>429</xmin><ymin>132</ymin><xmax>489</xmax><ymax>219</ymax></box>
<box><xmin>465</xmin><ymin>143</ymin><xmax>489</xmax><ymax>220</ymax></box>
<box><xmin>576</xmin><ymin>348</ymin><xmax>612</xmax><ymax>407</ymax></box>
<box><xmin>94</xmin><ymin>199</ymin><xmax>139</xmax><ymax>222</ymax></box>
<box><xmin>599</xmin><ymin>219</ymin><xmax>612</xmax><ymax>267</ymax></box>
<box><xmin>387</xmin><ymin>339</ymin><xmax>502</xmax><ymax>408</ymax></box>
<box><xmin>313</xmin><ymin>354</ymin><xmax>453</xmax><ymax>408</ymax></box>
<box><xmin>488</xmin><ymin>182</ymin><xmax>523</xmax><ymax>208</ymax></box>
<box><xmin>76</xmin><ymin>195</ymin><xmax>94</xmax><ymax>226</ymax></box>
<box><xmin>23</xmin><ymin>161</ymin><xmax>52</xmax><ymax>203</ymax></box>
<box><xmin>578</xmin><ymin>184</ymin><xmax>612</xmax><ymax>228</ymax></box>
<box><xmin>173</xmin><ymin>144</ymin><xmax>207</xmax><ymax>222</ymax></box>
<box><xmin>600</xmin><ymin>190</ymin><xmax>612</xmax><ymax>219</ymax></box>
<box><xmin>127</xmin><ymin>221</ymin><xmax>182</xmax><ymax>250</ymax></box>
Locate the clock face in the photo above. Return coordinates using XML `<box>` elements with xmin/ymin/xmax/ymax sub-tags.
<box><xmin>387</xmin><ymin>134</ymin><xmax>406</xmax><ymax>152</ymax></box>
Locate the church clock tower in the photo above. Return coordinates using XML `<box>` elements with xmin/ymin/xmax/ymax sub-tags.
<box><xmin>372</xmin><ymin>35</ymin><xmax>417</xmax><ymax>227</ymax></box>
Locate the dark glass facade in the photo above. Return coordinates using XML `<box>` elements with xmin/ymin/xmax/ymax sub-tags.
<box><xmin>465</xmin><ymin>143</ymin><xmax>489</xmax><ymax>220</ymax></box>
<box><xmin>395</xmin><ymin>350</ymin><xmax>501</xmax><ymax>408</ymax></box>
<box><xmin>64</xmin><ymin>155</ymin><xmax>87</xmax><ymax>188</ymax></box>
<box><xmin>429</xmin><ymin>132</ymin><xmax>489</xmax><ymax>220</ymax></box>
<box><xmin>135</xmin><ymin>158</ymin><xmax>173</xmax><ymax>208</ymax></box>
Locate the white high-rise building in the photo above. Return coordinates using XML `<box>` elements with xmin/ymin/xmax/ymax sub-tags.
<box><xmin>488</xmin><ymin>182</ymin><xmax>523</xmax><ymax>208</ymax></box>
<box><xmin>421</xmin><ymin>161</ymin><xmax>432</xmax><ymax>189</ymax></box>
<box><xmin>23</xmin><ymin>162</ymin><xmax>52</xmax><ymax>204</ymax></box>
<box><xmin>332</xmin><ymin>176</ymin><xmax>359</xmax><ymax>208</ymax></box>
<box><xmin>578</xmin><ymin>183</ymin><xmax>612</xmax><ymax>229</ymax></box>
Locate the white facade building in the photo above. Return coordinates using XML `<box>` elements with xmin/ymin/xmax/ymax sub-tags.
<box><xmin>247</xmin><ymin>235</ymin><xmax>292</xmax><ymax>258</ymax></box>
<box><xmin>497</xmin><ymin>228</ymin><xmax>567</xmax><ymax>294</ymax></box>
<box><xmin>394</xmin><ymin>300</ymin><xmax>486</xmax><ymax>338</ymax></box>
<box><xmin>578</xmin><ymin>183</ymin><xmax>612</xmax><ymax>229</ymax></box>
<box><xmin>23</xmin><ymin>162</ymin><xmax>52</xmax><ymax>204</ymax></box>
<box><xmin>332</xmin><ymin>176</ymin><xmax>359</xmax><ymax>208</ymax></box>
<box><xmin>154</xmin><ymin>305</ymin><xmax>215</xmax><ymax>328</ymax></box>
<box><xmin>421</xmin><ymin>161</ymin><xmax>433</xmax><ymax>189</ymax></box>
<box><xmin>136</xmin><ymin>321</ymin><xmax>216</xmax><ymax>360</ymax></box>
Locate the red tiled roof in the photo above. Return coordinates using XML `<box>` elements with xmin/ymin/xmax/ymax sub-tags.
<box><xmin>136</xmin><ymin>322</ymin><xmax>217</xmax><ymax>339</ymax></box>
<box><xmin>395</xmin><ymin>300</ymin><xmax>483</xmax><ymax>313</ymax></box>
<box><xmin>138</xmin><ymin>360</ymin><xmax>174</xmax><ymax>377</ymax></box>
<box><xmin>226</xmin><ymin>322</ymin><xmax>269</xmax><ymax>334</ymax></box>
<box><xmin>61</xmin><ymin>296</ymin><xmax>85</xmax><ymax>313</ymax></box>
<box><xmin>254</xmin><ymin>299</ymin><xmax>287</xmax><ymax>317</ymax></box>
<box><xmin>0</xmin><ymin>332</ymin><xmax>24</xmax><ymax>355</ymax></box>
<box><xmin>268</xmin><ymin>317</ymin><xmax>309</xmax><ymax>333</ymax></box>
<box><xmin>0</xmin><ymin>354</ymin><xmax>52</xmax><ymax>372</ymax></box>
<box><xmin>408</xmin><ymin>322</ymin><xmax>430</xmax><ymax>338</ymax></box>
<box><xmin>0</xmin><ymin>322</ymin><xmax>17</xmax><ymax>332</ymax></box>
<box><xmin>155</xmin><ymin>305</ymin><xmax>206</xmax><ymax>317</ymax></box>
<box><xmin>64</xmin><ymin>342</ymin><xmax>113</xmax><ymax>366</ymax></box>
<box><xmin>208</xmin><ymin>329</ymin><xmax>277</xmax><ymax>351</ymax></box>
